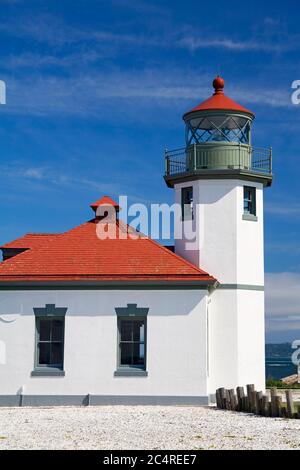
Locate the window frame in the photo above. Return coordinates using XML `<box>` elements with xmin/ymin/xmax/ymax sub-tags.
<box><xmin>117</xmin><ymin>316</ymin><xmax>147</xmax><ymax>372</ymax></box>
<box><xmin>243</xmin><ymin>185</ymin><xmax>257</xmax><ymax>218</ymax></box>
<box><xmin>35</xmin><ymin>316</ymin><xmax>65</xmax><ymax>371</ymax></box>
<box><xmin>114</xmin><ymin>304</ymin><xmax>149</xmax><ymax>377</ymax></box>
<box><xmin>181</xmin><ymin>186</ymin><xmax>194</xmax><ymax>221</ymax></box>
<box><xmin>31</xmin><ymin>304</ymin><xmax>67</xmax><ymax>377</ymax></box>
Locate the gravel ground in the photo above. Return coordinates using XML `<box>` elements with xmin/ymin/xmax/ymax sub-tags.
<box><xmin>0</xmin><ymin>405</ymin><xmax>300</xmax><ymax>450</ymax></box>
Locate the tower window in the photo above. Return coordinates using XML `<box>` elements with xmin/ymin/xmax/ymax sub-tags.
<box><xmin>243</xmin><ymin>186</ymin><xmax>256</xmax><ymax>216</ymax></box>
<box><xmin>181</xmin><ymin>187</ymin><xmax>193</xmax><ymax>221</ymax></box>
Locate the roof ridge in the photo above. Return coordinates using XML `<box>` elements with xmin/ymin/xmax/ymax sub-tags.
<box><xmin>25</xmin><ymin>233</ymin><xmax>61</xmax><ymax>236</ymax></box>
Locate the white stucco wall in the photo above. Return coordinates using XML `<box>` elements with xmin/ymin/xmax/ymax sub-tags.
<box><xmin>207</xmin><ymin>288</ymin><xmax>265</xmax><ymax>393</ymax></box>
<box><xmin>0</xmin><ymin>289</ymin><xmax>209</xmax><ymax>398</ymax></box>
<box><xmin>174</xmin><ymin>179</ymin><xmax>264</xmax><ymax>285</ymax></box>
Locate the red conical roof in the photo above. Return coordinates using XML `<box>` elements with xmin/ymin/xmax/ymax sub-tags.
<box><xmin>183</xmin><ymin>76</ymin><xmax>254</xmax><ymax>119</ymax></box>
<box><xmin>90</xmin><ymin>195</ymin><xmax>120</xmax><ymax>213</ymax></box>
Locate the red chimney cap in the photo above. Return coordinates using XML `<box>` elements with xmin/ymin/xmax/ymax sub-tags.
<box><xmin>90</xmin><ymin>196</ymin><xmax>120</xmax><ymax>213</ymax></box>
<box><xmin>183</xmin><ymin>75</ymin><xmax>254</xmax><ymax>119</ymax></box>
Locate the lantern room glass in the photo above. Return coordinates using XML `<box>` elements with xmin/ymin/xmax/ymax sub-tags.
<box><xmin>185</xmin><ymin>114</ymin><xmax>251</xmax><ymax>146</ymax></box>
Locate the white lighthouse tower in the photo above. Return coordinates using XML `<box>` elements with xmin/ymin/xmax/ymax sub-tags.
<box><xmin>164</xmin><ymin>76</ymin><xmax>273</xmax><ymax>392</ymax></box>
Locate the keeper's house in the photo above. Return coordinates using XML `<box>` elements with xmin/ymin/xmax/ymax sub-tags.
<box><xmin>0</xmin><ymin>77</ymin><xmax>273</xmax><ymax>406</ymax></box>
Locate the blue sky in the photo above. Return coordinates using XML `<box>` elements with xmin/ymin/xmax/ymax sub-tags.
<box><xmin>0</xmin><ymin>0</ymin><xmax>299</xmax><ymax>342</ymax></box>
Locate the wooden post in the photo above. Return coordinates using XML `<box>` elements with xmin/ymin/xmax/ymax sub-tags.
<box><xmin>270</xmin><ymin>387</ymin><xmax>278</xmax><ymax>417</ymax></box>
<box><xmin>229</xmin><ymin>389</ymin><xmax>238</xmax><ymax>411</ymax></box>
<box><xmin>275</xmin><ymin>396</ymin><xmax>282</xmax><ymax>417</ymax></box>
<box><xmin>269</xmin><ymin>401</ymin><xmax>272</xmax><ymax>417</ymax></box>
<box><xmin>250</xmin><ymin>390</ymin><xmax>257</xmax><ymax>414</ymax></box>
<box><xmin>216</xmin><ymin>389</ymin><xmax>221</xmax><ymax>408</ymax></box>
<box><xmin>225</xmin><ymin>389</ymin><xmax>231</xmax><ymax>410</ymax></box>
<box><xmin>256</xmin><ymin>391</ymin><xmax>263</xmax><ymax>415</ymax></box>
<box><xmin>285</xmin><ymin>390</ymin><xmax>294</xmax><ymax>418</ymax></box>
<box><xmin>261</xmin><ymin>395</ymin><xmax>269</xmax><ymax>417</ymax></box>
<box><xmin>243</xmin><ymin>396</ymin><xmax>249</xmax><ymax>413</ymax></box>
<box><xmin>236</xmin><ymin>387</ymin><xmax>245</xmax><ymax>411</ymax></box>
<box><xmin>219</xmin><ymin>388</ymin><xmax>226</xmax><ymax>409</ymax></box>
<box><xmin>228</xmin><ymin>389</ymin><xmax>234</xmax><ymax>410</ymax></box>
<box><xmin>246</xmin><ymin>384</ymin><xmax>255</xmax><ymax>413</ymax></box>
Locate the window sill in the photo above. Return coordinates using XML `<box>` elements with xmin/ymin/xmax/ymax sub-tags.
<box><xmin>114</xmin><ymin>369</ymin><xmax>148</xmax><ymax>377</ymax></box>
<box><xmin>31</xmin><ymin>369</ymin><xmax>65</xmax><ymax>377</ymax></box>
<box><xmin>242</xmin><ymin>214</ymin><xmax>258</xmax><ymax>222</ymax></box>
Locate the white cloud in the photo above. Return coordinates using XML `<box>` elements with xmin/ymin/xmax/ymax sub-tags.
<box><xmin>177</xmin><ymin>36</ymin><xmax>294</xmax><ymax>53</ymax></box>
<box><xmin>266</xmin><ymin>242</ymin><xmax>300</xmax><ymax>255</ymax></box>
<box><xmin>0</xmin><ymin>162</ymin><xmax>146</xmax><ymax>203</ymax></box>
<box><xmin>0</xmin><ymin>67</ymin><xmax>292</xmax><ymax>119</ymax></box>
<box><xmin>22</xmin><ymin>168</ymin><xmax>44</xmax><ymax>180</ymax></box>
<box><xmin>5</xmin><ymin>50</ymin><xmax>107</xmax><ymax>69</ymax></box>
<box><xmin>265</xmin><ymin>272</ymin><xmax>300</xmax><ymax>333</ymax></box>
<box><xmin>0</xmin><ymin>10</ymin><xmax>297</xmax><ymax>56</ymax></box>
<box><xmin>265</xmin><ymin>202</ymin><xmax>300</xmax><ymax>216</ymax></box>
<box><xmin>0</xmin><ymin>13</ymin><xmax>163</xmax><ymax>48</ymax></box>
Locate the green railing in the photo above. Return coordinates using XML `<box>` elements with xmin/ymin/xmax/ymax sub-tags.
<box><xmin>165</xmin><ymin>143</ymin><xmax>272</xmax><ymax>176</ymax></box>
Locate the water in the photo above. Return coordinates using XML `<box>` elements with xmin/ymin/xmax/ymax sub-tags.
<box><xmin>266</xmin><ymin>357</ymin><xmax>297</xmax><ymax>380</ymax></box>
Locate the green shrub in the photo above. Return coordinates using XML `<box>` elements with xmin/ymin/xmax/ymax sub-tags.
<box><xmin>266</xmin><ymin>376</ymin><xmax>300</xmax><ymax>389</ymax></box>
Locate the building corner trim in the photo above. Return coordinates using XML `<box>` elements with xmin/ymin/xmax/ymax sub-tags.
<box><xmin>217</xmin><ymin>283</ymin><xmax>264</xmax><ymax>291</ymax></box>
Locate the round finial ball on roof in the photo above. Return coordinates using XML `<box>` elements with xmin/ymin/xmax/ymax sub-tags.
<box><xmin>213</xmin><ymin>76</ymin><xmax>225</xmax><ymax>92</ymax></box>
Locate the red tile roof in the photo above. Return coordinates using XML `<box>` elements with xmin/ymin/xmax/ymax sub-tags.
<box><xmin>1</xmin><ymin>233</ymin><xmax>60</xmax><ymax>249</ymax></box>
<box><xmin>0</xmin><ymin>216</ymin><xmax>216</xmax><ymax>284</ymax></box>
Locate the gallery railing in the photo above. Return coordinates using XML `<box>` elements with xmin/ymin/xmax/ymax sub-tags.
<box><xmin>164</xmin><ymin>143</ymin><xmax>272</xmax><ymax>176</ymax></box>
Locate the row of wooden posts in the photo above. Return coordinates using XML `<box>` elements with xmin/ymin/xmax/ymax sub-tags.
<box><xmin>216</xmin><ymin>385</ymin><xmax>300</xmax><ymax>419</ymax></box>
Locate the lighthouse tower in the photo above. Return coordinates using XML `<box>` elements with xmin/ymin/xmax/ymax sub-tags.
<box><xmin>164</xmin><ymin>76</ymin><xmax>273</xmax><ymax>392</ymax></box>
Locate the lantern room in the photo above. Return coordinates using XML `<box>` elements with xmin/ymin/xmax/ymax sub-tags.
<box><xmin>164</xmin><ymin>76</ymin><xmax>273</xmax><ymax>188</ymax></box>
<box><xmin>183</xmin><ymin>76</ymin><xmax>254</xmax><ymax>146</ymax></box>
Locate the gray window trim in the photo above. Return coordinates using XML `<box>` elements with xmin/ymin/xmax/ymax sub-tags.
<box><xmin>181</xmin><ymin>186</ymin><xmax>194</xmax><ymax>221</ymax></box>
<box><xmin>31</xmin><ymin>369</ymin><xmax>65</xmax><ymax>377</ymax></box>
<box><xmin>32</xmin><ymin>304</ymin><xmax>66</xmax><ymax>377</ymax></box>
<box><xmin>33</xmin><ymin>304</ymin><xmax>67</xmax><ymax>317</ymax></box>
<box><xmin>242</xmin><ymin>214</ymin><xmax>258</xmax><ymax>222</ymax></box>
<box><xmin>115</xmin><ymin>304</ymin><xmax>148</xmax><ymax>377</ymax></box>
<box><xmin>114</xmin><ymin>369</ymin><xmax>148</xmax><ymax>377</ymax></box>
<box><xmin>115</xmin><ymin>303</ymin><xmax>149</xmax><ymax>317</ymax></box>
<box><xmin>243</xmin><ymin>185</ymin><xmax>256</xmax><ymax>217</ymax></box>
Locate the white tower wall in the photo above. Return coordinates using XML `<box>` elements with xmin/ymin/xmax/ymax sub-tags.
<box><xmin>174</xmin><ymin>178</ymin><xmax>266</xmax><ymax>393</ymax></box>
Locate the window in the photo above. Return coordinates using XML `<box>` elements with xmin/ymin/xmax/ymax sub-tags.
<box><xmin>118</xmin><ymin>317</ymin><xmax>146</xmax><ymax>369</ymax></box>
<box><xmin>243</xmin><ymin>186</ymin><xmax>256</xmax><ymax>216</ymax></box>
<box><xmin>32</xmin><ymin>304</ymin><xmax>66</xmax><ymax>376</ymax></box>
<box><xmin>181</xmin><ymin>186</ymin><xmax>193</xmax><ymax>221</ymax></box>
<box><xmin>114</xmin><ymin>303</ymin><xmax>148</xmax><ymax>377</ymax></box>
<box><xmin>36</xmin><ymin>317</ymin><xmax>65</xmax><ymax>369</ymax></box>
